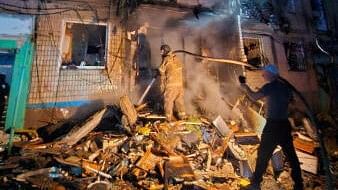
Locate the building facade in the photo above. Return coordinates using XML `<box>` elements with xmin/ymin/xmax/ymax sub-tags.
<box><xmin>0</xmin><ymin>0</ymin><xmax>334</xmax><ymax>128</ymax></box>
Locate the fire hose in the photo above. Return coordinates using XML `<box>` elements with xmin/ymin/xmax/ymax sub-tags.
<box><xmin>172</xmin><ymin>50</ymin><xmax>255</xmax><ymax>68</ymax></box>
<box><xmin>136</xmin><ymin>50</ymin><xmax>255</xmax><ymax>105</ymax></box>
<box><xmin>277</xmin><ymin>76</ymin><xmax>334</xmax><ymax>190</ymax></box>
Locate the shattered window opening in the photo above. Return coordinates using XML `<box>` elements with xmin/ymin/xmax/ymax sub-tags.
<box><xmin>61</xmin><ymin>21</ymin><xmax>108</xmax><ymax>69</ymax></box>
<box><xmin>284</xmin><ymin>41</ymin><xmax>307</xmax><ymax>71</ymax></box>
<box><xmin>243</xmin><ymin>38</ymin><xmax>264</xmax><ymax>68</ymax></box>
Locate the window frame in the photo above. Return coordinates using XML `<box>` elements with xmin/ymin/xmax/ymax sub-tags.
<box><xmin>59</xmin><ymin>20</ymin><xmax>110</xmax><ymax>70</ymax></box>
<box><xmin>243</xmin><ymin>37</ymin><xmax>265</xmax><ymax>68</ymax></box>
<box><xmin>284</xmin><ymin>41</ymin><xmax>307</xmax><ymax>72</ymax></box>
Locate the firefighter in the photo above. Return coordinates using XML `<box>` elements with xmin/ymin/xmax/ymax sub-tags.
<box><xmin>159</xmin><ymin>44</ymin><xmax>186</xmax><ymax>121</ymax></box>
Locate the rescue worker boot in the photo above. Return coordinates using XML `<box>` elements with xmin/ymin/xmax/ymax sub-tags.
<box><xmin>165</xmin><ymin>114</ymin><xmax>174</xmax><ymax>122</ymax></box>
<box><xmin>177</xmin><ymin>112</ymin><xmax>187</xmax><ymax>120</ymax></box>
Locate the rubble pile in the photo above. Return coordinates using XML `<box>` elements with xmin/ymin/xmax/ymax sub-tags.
<box><xmin>0</xmin><ymin>96</ymin><xmax>326</xmax><ymax>189</ymax></box>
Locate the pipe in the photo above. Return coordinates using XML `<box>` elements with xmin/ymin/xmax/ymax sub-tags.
<box><xmin>138</xmin><ymin>50</ymin><xmax>254</xmax><ymax>104</ymax></box>
<box><xmin>85</xmin><ymin>165</ymin><xmax>112</xmax><ymax>179</ymax></box>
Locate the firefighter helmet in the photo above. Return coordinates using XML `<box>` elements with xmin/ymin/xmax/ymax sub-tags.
<box><xmin>160</xmin><ymin>44</ymin><xmax>171</xmax><ymax>56</ymax></box>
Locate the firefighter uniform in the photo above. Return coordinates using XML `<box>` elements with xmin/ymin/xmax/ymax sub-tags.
<box><xmin>159</xmin><ymin>52</ymin><xmax>186</xmax><ymax>121</ymax></box>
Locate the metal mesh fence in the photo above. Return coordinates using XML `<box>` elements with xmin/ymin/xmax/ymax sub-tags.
<box><xmin>28</xmin><ymin>10</ymin><xmax>125</xmax><ymax>106</ymax></box>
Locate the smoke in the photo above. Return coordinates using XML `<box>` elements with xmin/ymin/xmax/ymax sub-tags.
<box><xmin>184</xmin><ymin>63</ymin><xmax>239</xmax><ymax>120</ymax></box>
<box><xmin>128</xmin><ymin>1</ymin><xmax>246</xmax><ymax>122</ymax></box>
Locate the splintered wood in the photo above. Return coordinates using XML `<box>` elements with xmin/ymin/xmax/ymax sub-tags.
<box><xmin>132</xmin><ymin>148</ymin><xmax>162</xmax><ymax>179</ymax></box>
<box><xmin>0</xmin><ymin>101</ymin><xmax>325</xmax><ymax>190</ymax></box>
<box><xmin>119</xmin><ymin>95</ymin><xmax>138</xmax><ymax>126</ymax></box>
<box><xmin>59</xmin><ymin>108</ymin><xmax>107</xmax><ymax>147</ymax></box>
<box><xmin>165</xmin><ymin>156</ymin><xmax>195</xmax><ymax>182</ymax></box>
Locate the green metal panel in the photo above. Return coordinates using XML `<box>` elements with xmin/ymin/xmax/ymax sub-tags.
<box><xmin>0</xmin><ymin>40</ymin><xmax>16</xmax><ymax>49</ymax></box>
<box><xmin>5</xmin><ymin>38</ymin><xmax>34</xmax><ymax>131</ymax></box>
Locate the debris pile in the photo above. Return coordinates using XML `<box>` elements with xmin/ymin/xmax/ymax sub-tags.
<box><xmin>0</xmin><ymin>96</ymin><xmax>326</xmax><ymax>189</ymax></box>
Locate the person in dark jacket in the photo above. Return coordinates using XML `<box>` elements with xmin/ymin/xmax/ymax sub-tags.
<box><xmin>240</xmin><ymin>64</ymin><xmax>303</xmax><ymax>190</ymax></box>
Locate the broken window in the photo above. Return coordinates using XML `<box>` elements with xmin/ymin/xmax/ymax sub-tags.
<box><xmin>0</xmin><ymin>49</ymin><xmax>15</xmax><ymax>84</ymax></box>
<box><xmin>61</xmin><ymin>22</ymin><xmax>107</xmax><ymax>69</ymax></box>
<box><xmin>287</xmin><ymin>0</ymin><xmax>297</xmax><ymax>13</ymax></box>
<box><xmin>311</xmin><ymin>0</ymin><xmax>328</xmax><ymax>32</ymax></box>
<box><xmin>243</xmin><ymin>38</ymin><xmax>264</xmax><ymax>67</ymax></box>
<box><xmin>284</xmin><ymin>41</ymin><xmax>307</xmax><ymax>71</ymax></box>
<box><xmin>240</xmin><ymin>0</ymin><xmax>273</xmax><ymax>24</ymax></box>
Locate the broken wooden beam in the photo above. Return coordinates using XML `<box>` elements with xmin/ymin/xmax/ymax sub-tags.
<box><xmin>293</xmin><ymin>136</ymin><xmax>317</xmax><ymax>154</ymax></box>
<box><xmin>58</xmin><ymin>108</ymin><xmax>107</xmax><ymax>147</ymax></box>
<box><xmin>120</xmin><ymin>95</ymin><xmax>138</xmax><ymax>126</ymax></box>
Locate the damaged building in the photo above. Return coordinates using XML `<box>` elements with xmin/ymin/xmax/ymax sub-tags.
<box><xmin>0</xmin><ymin>0</ymin><xmax>337</xmax><ymax>189</ymax></box>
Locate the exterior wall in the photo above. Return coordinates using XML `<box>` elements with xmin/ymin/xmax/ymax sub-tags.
<box><xmin>177</xmin><ymin>0</ymin><xmax>222</xmax><ymax>7</ymax></box>
<box><xmin>12</xmin><ymin>0</ymin><xmax>127</xmax><ymax>127</ymax></box>
<box><xmin>322</xmin><ymin>0</ymin><xmax>338</xmax><ymax>37</ymax></box>
<box><xmin>274</xmin><ymin>40</ymin><xmax>319</xmax><ymax>109</ymax></box>
<box><xmin>284</xmin><ymin>0</ymin><xmax>313</xmax><ymax>33</ymax></box>
<box><xmin>1</xmin><ymin>0</ymin><xmax>324</xmax><ymax>127</ymax></box>
<box><xmin>131</xmin><ymin>5</ymin><xmax>188</xmax><ymax>68</ymax></box>
<box><xmin>321</xmin><ymin>0</ymin><xmax>338</xmax><ymax>113</ymax></box>
<box><xmin>130</xmin><ymin>4</ymin><xmax>243</xmax><ymax>84</ymax></box>
<box><xmin>243</xmin><ymin>0</ymin><xmax>320</xmax><ymax>111</ymax></box>
<box><xmin>28</xmin><ymin>2</ymin><xmax>125</xmax><ymax>108</ymax></box>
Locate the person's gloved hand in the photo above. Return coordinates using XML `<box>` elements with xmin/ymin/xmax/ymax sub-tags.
<box><xmin>238</xmin><ymin>75</ymin><xmax>246</xmax><ymax>84</ymax></box>
<box><xmin>152</xmin><ymin>69</ymin><xmax>160</xmax><ymax>78</ymax></box>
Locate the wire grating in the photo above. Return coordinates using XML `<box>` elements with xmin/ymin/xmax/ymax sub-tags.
<box><xmin>28</xmin><ymin>6</ymin><xmax>125</xmax><ymax>106</ymax></box>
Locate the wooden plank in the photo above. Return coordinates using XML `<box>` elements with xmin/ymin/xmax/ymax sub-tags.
<box><xmin>120</xmin><ymin>95</ymin><xmax>138</xmax><ymax>126</ymax></box>
<box><xmin>58</xmin><ymin>108</ymin><xmax>106</xmax><ymax>147</ymax></box>
<box><xmin>296</xmin><ymin>150</ymin><xmax>318</xmax><ymax>174</ymax></box>
<box><xmin>293</xmin><ymin>137</ymin><xmax>317</xmax><ymax>154</ymax></box>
